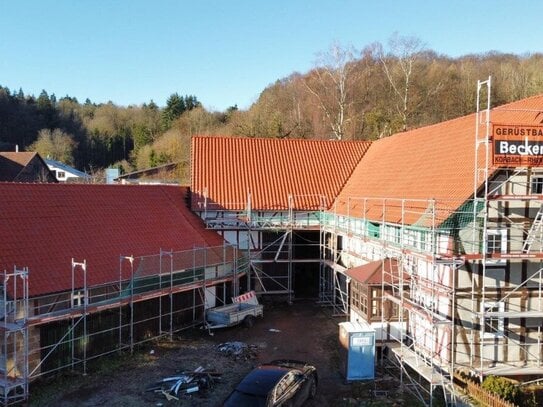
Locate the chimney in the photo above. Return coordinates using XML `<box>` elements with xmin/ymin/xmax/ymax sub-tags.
<box><xmin>15</xmin><ymin>145</ymin><xmax>19</xmax><ymax>152</ymax></box>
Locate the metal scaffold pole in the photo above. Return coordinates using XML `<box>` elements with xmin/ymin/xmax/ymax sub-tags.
<box><xmin>120</xmin><ymin>255</ymin><xmax>135</xmax><ymax>354</ymax></box>
<box><xmin>473</xmin><ymin>77</ymin><xmax>491</xmax><ymax>382</ymax></box>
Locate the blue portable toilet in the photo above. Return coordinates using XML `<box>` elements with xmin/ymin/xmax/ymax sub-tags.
<box><xmin>339</xmin><ymin>321</ymin><xmax>375</xmax><ymax>381</ymax></box>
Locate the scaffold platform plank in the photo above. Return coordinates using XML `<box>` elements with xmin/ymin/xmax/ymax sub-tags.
<box><xmin>480</xmin><ymin>310</ymin><xmax>543</xmax><ymax>318</ymax></box>
<box><xmin>28</xmin><ymin>272</ymin><xmax>245</xmax><ymax>326</ymax></box>
<box><xmin>471</xmin><ymin>363</ymin><xmax>543</xmax><ymax>376</ymax></box>
<box><xmin>464</xmin><ymin>252</ymin><xmax>543</xmax><ymax>260</ymax></box>
<box><xmin>388</xmin><ymin>343</ymin><xmax>448</xmax><ymax>385</ymax></box>
<box><xmin>488</xmin><ymin>194</ymin><xmax>543</xmax><ymax>201</ymax></box>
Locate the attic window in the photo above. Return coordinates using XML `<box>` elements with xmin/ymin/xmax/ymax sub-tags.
<box><xmin>56</xmin><ymin>171</ymin><xmax>66</xmax><ymax>179</ymax></box>
<box><xmin>531</xmin><ymin>176</ymin><xmax>543</xmax><ymax>194</ymax></box>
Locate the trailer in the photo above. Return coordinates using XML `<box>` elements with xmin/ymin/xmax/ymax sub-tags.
<box><xmin>205</xmin><ymin>291</ymin><xmax>263</xmax><ymax>329</ymax></box>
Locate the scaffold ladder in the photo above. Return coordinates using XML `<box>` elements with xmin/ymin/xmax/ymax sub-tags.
<box><xmin>523</xmin><ymin>204</ymin><xmax>543</xmax><ymax>253</ymax></box>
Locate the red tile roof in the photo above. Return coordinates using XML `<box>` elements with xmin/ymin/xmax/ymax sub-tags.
<box><xmin>345</xmin><ymin>258</ymin><xmax>404</xmax><ymax>285</ymax></box>
<box><xmin>0</xmin><ymin>183</ymin><xmax>226</xmax><ymax>298</ymax></box>
<box><xmin>191</xmin><ymin>136</ymin><xmax>371</xmax><ymax>211</ymax></box>
<box><xmin>333</xmin><ymin>94</ymin><xmax>543</xmax><ymax>224</ymax></box>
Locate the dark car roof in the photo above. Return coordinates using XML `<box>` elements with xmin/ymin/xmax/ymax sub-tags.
<box><xmin>236</xmin><ymin>365</ymin><xmax>291</xmax><ymax>396</ymax></box>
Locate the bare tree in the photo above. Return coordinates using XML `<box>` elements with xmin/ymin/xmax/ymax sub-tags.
<box><xmin>304</xmin><ymin>42</ymin><xmax>359</xmax><ymax>140</ymax></box>
<box><xmin>375</xmin><ymin>33</ymin><xmax>426</xmax><ymax>131</ymax></box>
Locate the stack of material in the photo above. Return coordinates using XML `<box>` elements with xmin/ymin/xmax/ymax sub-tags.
<box><xmin>145</xmin><ymin>366</ymin><xmax>222</xmax><ymax>401</ymax></box>
<box><xmin>217</xmin><ymin>341</ymin><xmax>258</xmax><ymax>360</ymax></box>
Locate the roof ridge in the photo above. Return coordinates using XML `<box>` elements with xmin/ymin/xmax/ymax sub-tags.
<box><xmin>328</xmin><ymin>142</ymin><xmax>375</xmax><ymax>209</ymax></box>
<box><xmin>191</xmin><ymin>134</ymin><xmax>371</xmax><ymax>144</ymax></box>
<box><xmin>493</xmin><ymin>93</ymin><xmax>543</xmax><ymax>111</ymax></box>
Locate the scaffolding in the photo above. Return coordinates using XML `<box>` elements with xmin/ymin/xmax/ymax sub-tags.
<box><xmin>0</xmin><ymin>244</ymin><xmax>243</xmax><ymax>405</ymax></box>
<box><xmin>320</xmin><ymin>196</ymin><xmax>464</xmax><ymax>405</ymax></box>
<box><xmin>318</xmin><ymin>79</ymin><xmax>543</xmax><ymax>405</ymax></box>
<box><xmin>0</xmin><ymin>267</ymin><xmax>28</xmax><ymax>406</ymax></box>
<box><xmin>197</xmin><ymin>193</ymin><xmax>324</xmax><ymax>303</ymax></box>
<box><xmin>471</xmin><ymin>77</ymin><xmax>543</xmax><ymax>382</ymax></box>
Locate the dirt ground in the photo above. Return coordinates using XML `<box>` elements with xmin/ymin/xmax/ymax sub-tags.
<box><xmin>29</xmin><ymin>300</ymin><xmax>408</xmax><ymax>407</ymax></box>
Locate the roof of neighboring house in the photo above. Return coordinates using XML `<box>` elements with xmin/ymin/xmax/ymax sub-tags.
<box><xmin>0</xmin><ymin>151</ymin><xmax>35</xmax><ymax>167</ymax></box>
<box><xmin>191</xmin><ymin>136</ymin><xmax>372</xmax><ymax>211</ymax></box>
<box><xmin>0</xmin><ymin>152</ymin><xmax>56</xmax><ymax>182</ymax></box>
<box><xmin>345</xmin><ymin>258</ymin><xmax>405</xmax><ymax>285</ymax></box>
<box><xmin>333</xmin><ymin>94</ymin><xmax>543</xmax><ymax>225</ymax></box>
<box><xmin>115</xmin><ymin>161</ymin><xmax>182</xmax><ymax>184</ymax></box>
<box><xmin>44</xmin><ymin>158</ymin><xmax>90</xmax><ymax>179</ymax></box>
<box><xmin>0</xmin><ymin>183</ymin><xmax>227</xmax><ymax>298</ymax></box>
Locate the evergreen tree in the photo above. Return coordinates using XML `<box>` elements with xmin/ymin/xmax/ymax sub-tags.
<box><xmin>37</xmin><ymin>90</ymin><xmax>52</xmax><ymax>111</ymax></box>
<box><xmin>147</xmin><ymin>99</ymin><xmax>158</xmax><ymax>111</ymax></box>
<box><xmin>184</xmin><ymin>95</ymin><xmax>201</xmax><ymax>111</ymax></box>
<box><xmin>161</xmin><ymin>93</ymin><xmax>186</xmax><ymax>130</ymax></box>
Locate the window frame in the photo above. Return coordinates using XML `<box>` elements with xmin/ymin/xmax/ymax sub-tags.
<box><xmin>485</xmin><ymin>229</ymin><xmax>507</xmax><ymax>265</ymax></box>
<box><xmin>481</xmin><ymin>301</ymin><xmax>505</xmax><ymax>339</ymax></box>
<box><xmin>531</xmin><ymin>175</ymin><xmax>543</xmax><ymax>194</ymax></box>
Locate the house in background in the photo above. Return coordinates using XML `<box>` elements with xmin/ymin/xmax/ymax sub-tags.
<box><xmin>115</xmin><ymin>161</ymin><xmax>184</xmax><ymax>185</ymax></box>
<box><xmin>44</xmin><ymin>158</ymin><xmax>91</xmax><ymax>183</ymax></box>
<box><xmin>0</xmin><ymin>152</ymin><xmax>57</xmax><ymax>183</ymax></box>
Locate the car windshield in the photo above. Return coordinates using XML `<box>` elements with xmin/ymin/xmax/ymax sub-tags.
<box><xmin>223</xmin><ymin>390</ymin><xmax>267</xmax><ymax>407</ymax></box>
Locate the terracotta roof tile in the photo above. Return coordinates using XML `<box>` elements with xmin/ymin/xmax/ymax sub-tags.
<box><xmin>0</xmin><ymin>183</ymin><xmax>226</xmax><ymax>298</ymax></box>
<box><xmin>334</xmin><ymin>94</ymin><xmax>543</xmax><ymax>224</ymax></box>
<box><xmin>345</xmin><ymin>258</ymin><xmax>404</xmax><ymax>285</ymax></box>
<box><xmin>191</xmin><ymin>136</ymin><xmax>371</xmax><ymax>211</ymax></box>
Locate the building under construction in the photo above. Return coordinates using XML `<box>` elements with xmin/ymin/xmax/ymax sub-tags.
<box><xmin>191</xmin><ymin>84</ymin><xmax>543</xmax><ymax>405</ymax></box>
<box><xmin>3</xmin><ymin>83</ymin><xmax>543</xmax><ymax>405</ymax></box>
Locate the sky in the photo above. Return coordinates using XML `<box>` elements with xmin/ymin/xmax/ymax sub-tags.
<box><xmin>1</xmin><ymin>0</ymin><xmax>542</xmax><ymax>112</ymax></box>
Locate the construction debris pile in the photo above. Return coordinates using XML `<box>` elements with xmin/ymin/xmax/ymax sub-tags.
<box><xmin>217</xmin><ymin>341</ymin><xmax>258</xmax><ymax>360</ymax></box>
<box><xmin>145</xmin><ymin>366</ymin><xmax>222</xmax><ymax>402</ymax></box>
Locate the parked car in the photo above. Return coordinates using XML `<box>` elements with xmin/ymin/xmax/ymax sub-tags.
<box><xmin>223</xmin><ymin>360</ymin><xmax>317</xmax><ymax>406</ymax></box>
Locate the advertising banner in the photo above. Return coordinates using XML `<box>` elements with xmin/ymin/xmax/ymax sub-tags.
<box><xmin>493</xmin><ymin>124</ymin><xmax>543</xmax><ymax>167</ymax></box>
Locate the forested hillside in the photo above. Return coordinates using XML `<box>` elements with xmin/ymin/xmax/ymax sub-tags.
<box><xmin>2</xmin><ymin>37</ymin><xmax>543</xmax><ymax>181</ymax></box>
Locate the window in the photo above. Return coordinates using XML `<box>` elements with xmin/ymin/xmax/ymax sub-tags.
<box><xmin>371</xmin><ymin>288</ymin><xmax>381</xmax><ymax>317</ymax></box>
<box><xmin>531</xmin><ymin>176</ymin><xmax>543</xmax><ymax>194</ymax></box>
<box><xmin>361</xmin><ymin>296</ymin><xmax>368</xmax><ymax>315</ymax></box>
<box><xmin>384</xmin><ymin>225</ymin><xmax>400</xmax><ymax>244</ymax></box>
<box><xmin>486</xmin><ymin>229</ymin><xmax>507</xmax><ymax>265</ymax></box>
<box><xmin>351</xmin><ymin>283</ymin><xmax>360</xmax><ymax>311</ymax></box>
<box><xmin>403</xmin><ymin>229</ymin><xmax>418</xmax><ymax>248</ymax></box>
<box><xmin>481</xmin><ymin>301</ymin><xmax>505</xmax><ymax>338</ymax></box>
<box><xmin>487</xmin><ymin>232</ymin><xmax>503</xmax><ymax>254</ymax></box>
<box><xmin>56</xmin><ymin>170</ymin><xmax>66</xmax><ymax>179</ymax></box>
